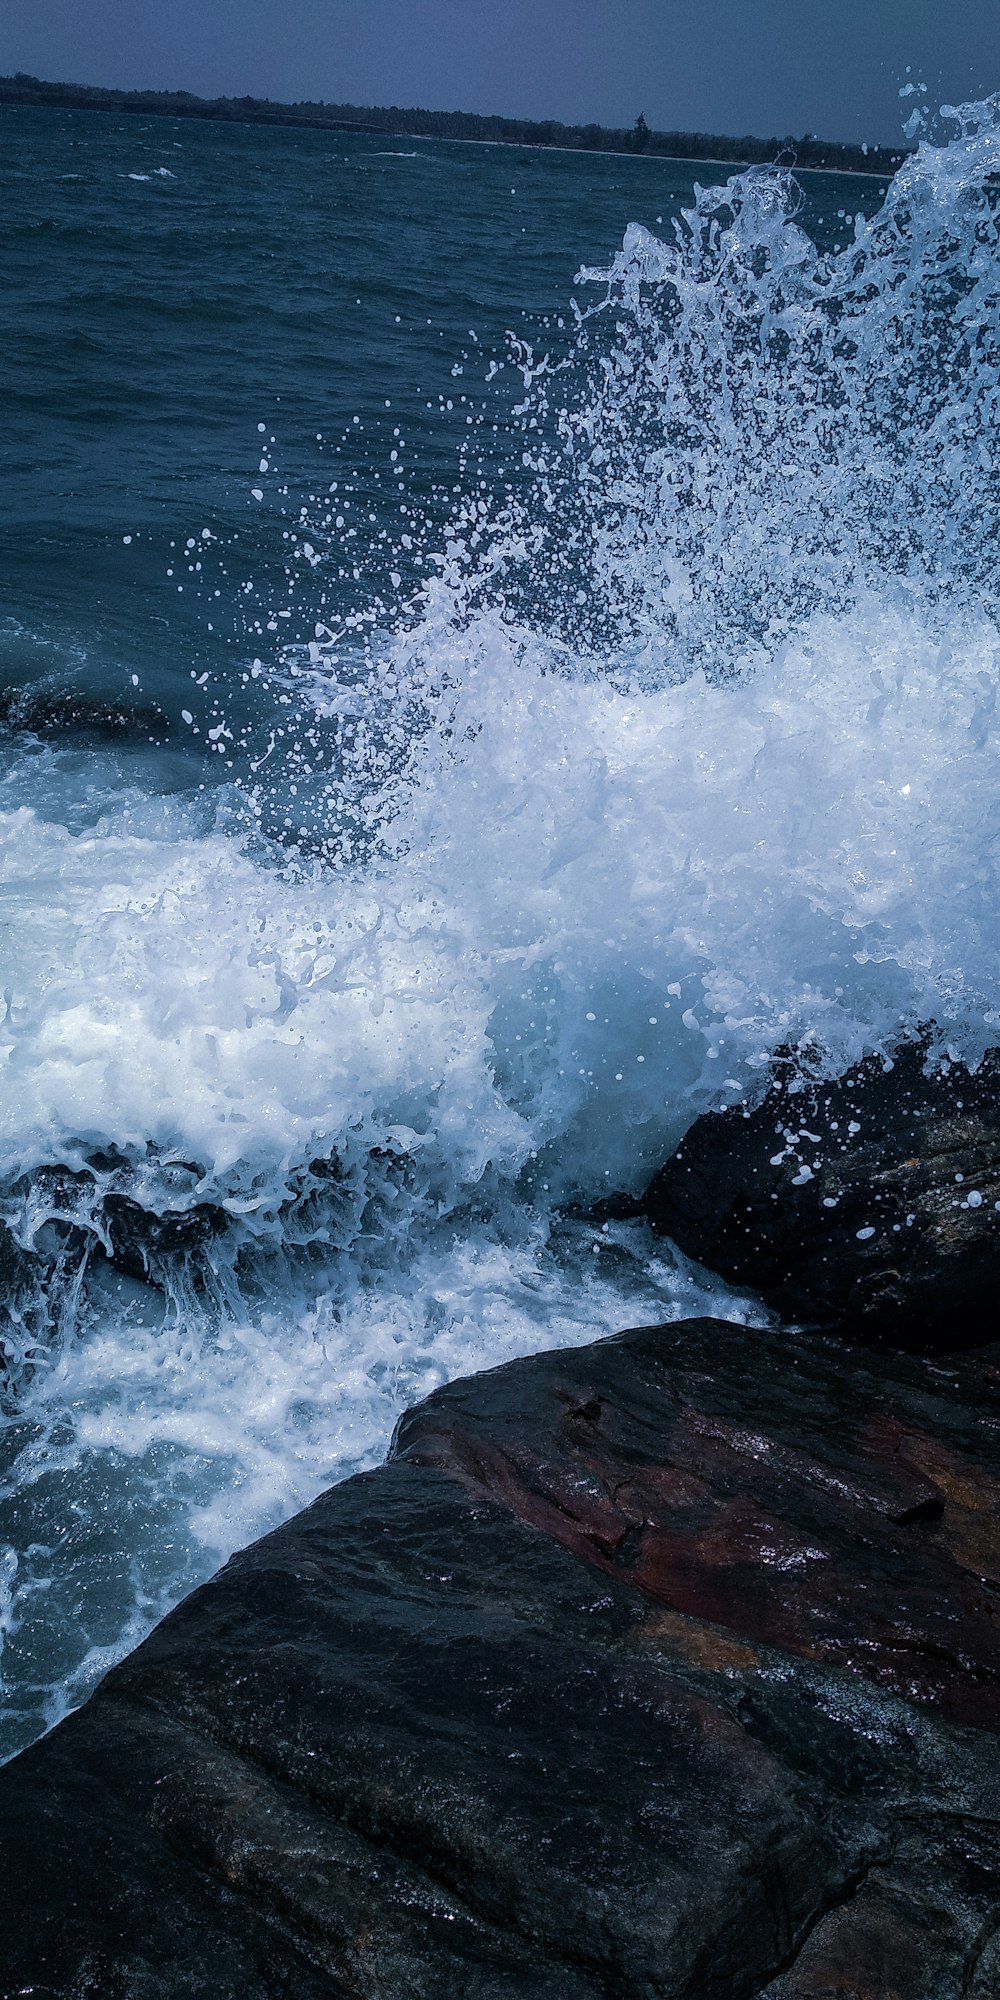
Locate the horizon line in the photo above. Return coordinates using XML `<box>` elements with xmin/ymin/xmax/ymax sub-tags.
<box><xmin>0</xmin><ymin>72</ymin><xmax>912</xmax><ymax>174</ymax></box>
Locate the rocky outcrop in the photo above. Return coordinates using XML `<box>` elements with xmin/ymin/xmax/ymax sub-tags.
<box><xmin>0</xmin><ymin>1314</ymin><xmax>997</xmax><ymax>1998</ymax></box>
<box><xmin>643</xmin><ymin>1043</ymin><xmax>1000</xmax><ymax>1347</ymax></box>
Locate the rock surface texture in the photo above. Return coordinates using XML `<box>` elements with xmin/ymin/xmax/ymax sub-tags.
<box><xmin>0</xmin><ymin>1315</ymin><xmax>997</xmax><ymax>1998</ymax></box>
<box><xmin>643</xmin><ymin>1044</ymin><xmax>1000</xmax><ymax>1346</ymax></box>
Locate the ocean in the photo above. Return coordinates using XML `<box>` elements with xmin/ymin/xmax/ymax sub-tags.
<box><xmin>1</xmin><ymin>98</ymin><xmax>997</xmax><ymax>1761</ymax></box>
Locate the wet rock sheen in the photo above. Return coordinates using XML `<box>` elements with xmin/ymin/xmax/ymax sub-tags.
<box><xmin>0</xmin><ymin>1314</ymin><xmax>997</xmax><ymax>1997</ymax></box>
<box><xmin>643</xmin><ymin>1044</ymin><xmax>1000</xmax><ymax>1347</ymax></box>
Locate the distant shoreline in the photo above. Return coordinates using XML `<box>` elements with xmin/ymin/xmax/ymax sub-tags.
<box><xmin>0</xmin><ymin>73</ymin><xmax>910</xmax><ymax>179</ymax></box>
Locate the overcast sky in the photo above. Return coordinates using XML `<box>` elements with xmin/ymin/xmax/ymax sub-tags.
<box><xmin>2</xmin><ymin>0</ymin><xmax>998</xmax><ymax>145</ymax></box>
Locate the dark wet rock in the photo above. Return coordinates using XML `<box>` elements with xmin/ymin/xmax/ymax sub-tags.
<box><xmin>0</xmin><ymin>1160</ymin><xmax>231</xmax><ymax>1388</ymax></box>
<box><xmin>102</xmin><ymin>1186</ymin><xmax>229</xmax><ymax>1280</ymax></box>
<box><xmin>0</xmin><ymin>682</ymin><xmax>166</xmax><ymax>742</ymax></box>
<box><xmin>643</xmin><ymin>1042</ymin><xmax>1000</xmax><ymax>1347</ymax></box>
<box><xmin>0</xmin><ymin>1316</ymin><xmax>997</xmax><ymax>1997</ymax></box>
<box><xmin>0</xmin><ymin>1145</ymin><xmax>416</xmax><ymax>1389</ymax></box>
<box><xmin>759</xmin><ymin>1816</ymin><xmax>1000</xmax><ymax>1999</ymax></box>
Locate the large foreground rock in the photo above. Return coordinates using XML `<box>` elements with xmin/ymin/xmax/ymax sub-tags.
<box><xmin>0</xmin><ymin>1316</ymin><xmax>998</xmax><ymax>1998</ymax></box>
<box><xmin>643</xmin><ymin>1043</ymin><xmax>1000</xmax><ymax>1346</ymax></box>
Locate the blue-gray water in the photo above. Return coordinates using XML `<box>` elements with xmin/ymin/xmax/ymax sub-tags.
<box><xmin>1</xmin><ymin>99</ymin><xmax>998</xmax><ymax>1760</ymax></box>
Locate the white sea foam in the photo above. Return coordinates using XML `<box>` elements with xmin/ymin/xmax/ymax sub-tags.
<box><xmin>0</xmin><ymin>1213</ymin><xmax>749</xmax><ymax>1756</ymax></box>
<box><xmin>4</xmin><ymin>100</ymin><xmax>1000</xmax><ymax>1760</ymax></box>
<box><xmin>4</xmin><ymin>590</ymin><xmax>996</xmax><ymax>1264</ymax></box>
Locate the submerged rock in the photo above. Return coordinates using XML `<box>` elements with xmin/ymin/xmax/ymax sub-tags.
<box><xmin>0</xmin><ymin>1315</ymin><xmax>997</xmax><ymax>1997</ymax></box>
<box><xmin>643</xmin><ymin>1043</ymin><xmax>1000</xmax><ymax>1347</ymax></box>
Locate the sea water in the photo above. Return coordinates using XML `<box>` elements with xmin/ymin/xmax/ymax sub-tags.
<box><xmin>1</xmin><ymin>100</ymin><xmax>998</xmax><ymax>1760</ymax></box>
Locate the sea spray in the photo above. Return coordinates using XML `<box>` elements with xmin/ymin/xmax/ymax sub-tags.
<box><xmin>455</xmin><ymin>96</ymin><xmax>1000</xmax><ymax>675</ymax></box>
<box><xmin>3</xmin><ymin>103</ymin><xmax>1000</xmax><ymax>1758</ymax></box>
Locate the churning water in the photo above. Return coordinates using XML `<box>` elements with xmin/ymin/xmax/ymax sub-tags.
<box><xmin>1</xmin><ymin>99</ymin><xmax>998</xmax><ymax>1758</ymax></box>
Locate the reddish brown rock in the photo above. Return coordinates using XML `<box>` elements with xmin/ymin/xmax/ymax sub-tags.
<box><xmin>395</xmin><ymin>1321</ymin><xmax>1000</xmax><ymax>1731</ymax></box>
<box><xmin>0</xmin><ymin>1316</ymin><xmax>996</xmax><ymax>1998</ymax></box>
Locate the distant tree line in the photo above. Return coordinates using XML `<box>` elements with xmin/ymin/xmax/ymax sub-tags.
<box><xmin>0</xmin><ymin>73</ymin><xmax>910</xmax><ymax>177</ymax></box>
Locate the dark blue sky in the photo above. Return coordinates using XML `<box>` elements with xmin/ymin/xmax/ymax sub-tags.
<box><xmin>2</xmin><ymin>0</ymin><xmax>998</xmax><ymax>144</ymax></box>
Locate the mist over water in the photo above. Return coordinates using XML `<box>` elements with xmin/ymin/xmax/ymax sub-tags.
<box><xmin>1</xmin><ymin>99</ymin><xmax>998</xmax><ymax>1758</ymax></box>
